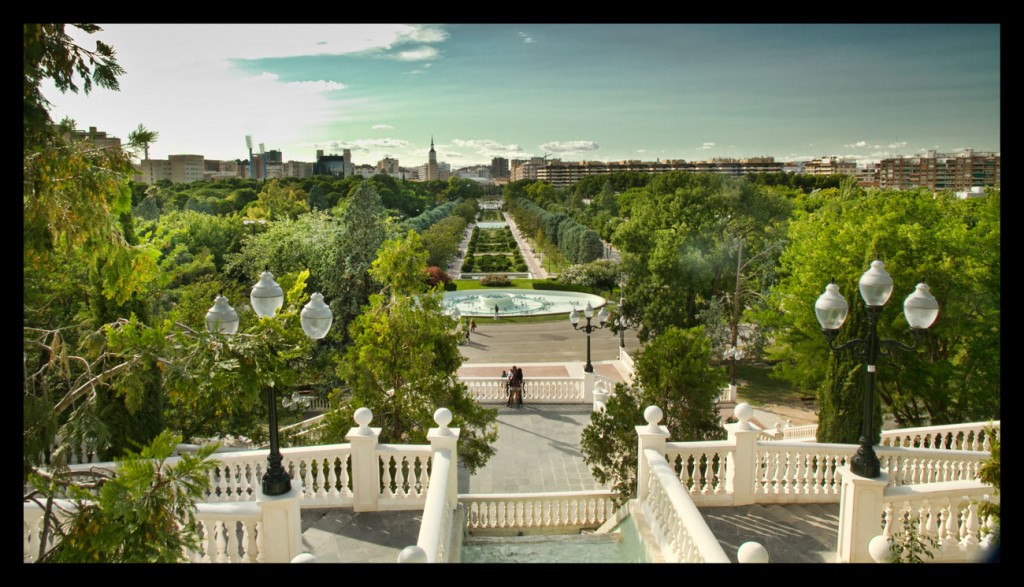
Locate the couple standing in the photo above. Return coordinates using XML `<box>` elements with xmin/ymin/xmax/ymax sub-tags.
<box><xmin>505</xmin><ymin>365</ymin><xmax>524</xmax><ymax>407</ymax></box>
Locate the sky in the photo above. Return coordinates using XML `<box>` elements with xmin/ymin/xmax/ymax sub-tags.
<box><xmin>43</xmin><ymin>24</ymin><xmax>1001</xmax><ymax>169</ymax></box>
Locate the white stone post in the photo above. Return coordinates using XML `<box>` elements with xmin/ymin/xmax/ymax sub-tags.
<box><xmin>725</xmin><ymin>402</ymin><xmax>759</xmax><ymax>506</ymax></box>
<box><xmin>636</xmin><ymin>405</ymin><xmax>670</xmax><ymax>501</ymax></box>
<box><xmin>346</xmin><ymin>407</ymin><xmax>381</xmax><ymax>512</ymax></box>
<box><xmin>836</xmin><ymin>466</ymin><xmax>889</xmax><ymax>563</ymax></box>
<box><xmin>256</xmin><ymin>483</ymin><xmax>304</xmax><ymax>563</ymax></box>
<box><xmin>592</xmin><ymin>380</ymin><xmax>610</xmax><ymax>412</ymax></box>
<box><xmin>427</xmin><ymin>407</ymin><xmax>460</xmax><ymax>507</ymax></box>
<box><xmin>583</xmin><ymin>371</ymin><xmax>596</xmax><ymax>403</ymax></box>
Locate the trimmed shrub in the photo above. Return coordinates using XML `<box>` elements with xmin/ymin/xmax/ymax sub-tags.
<box><xmin>480</xmin><ymin>274</ymin><xmax>512</xmax><ymax>287</ymax></box>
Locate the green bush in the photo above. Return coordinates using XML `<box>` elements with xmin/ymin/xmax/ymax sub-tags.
<box><xmin>531</xmin><ymin>280</ymin><xmax>599</xmax><ymax>294</ymax></box>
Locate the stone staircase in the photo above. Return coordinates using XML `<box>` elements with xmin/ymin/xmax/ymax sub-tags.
<box><xmin>699</xmin><ymin>503</ymin><xmax>841</xmax><ymax>563</ymax></box>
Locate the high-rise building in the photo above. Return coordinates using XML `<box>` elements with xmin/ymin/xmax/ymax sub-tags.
<box><xmin>135</xmin><ymin>154</ymin><xmax>205</xmax><ymax>185</ymax></box>
<box><xmin>377</xmin><ymin>157</ymin><xmax>400</xmax><ymax>175</ymax></box>
<box><xmin>314</xmin><ymin>149</ymin><xmax>346</xmax><ymax>177</ymax></box>
<box><xmin>803</xmin><ymin>156</ymin><xmax>857</xmax><ymax>176</ymax></box>
<box><xmin>878</xmin><ymin>150</ymin><xmax>999</xmax><ymax>191</ymax></box>
<box><xmin>490</xmin><ymin>157</ymin><xmax>509</xmax><ymax>179</ymax></box>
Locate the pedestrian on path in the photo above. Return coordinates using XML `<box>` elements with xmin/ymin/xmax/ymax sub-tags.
<box><xmin>494</xmin><ymin>304</ymin><xmax>499</xmax><ymax>320</ymax></box>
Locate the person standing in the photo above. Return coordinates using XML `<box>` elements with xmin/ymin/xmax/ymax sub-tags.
<box><xmin>494</xmin><ymin>304</ymin><xmax>500</xmax><ymax>320</ymax></box>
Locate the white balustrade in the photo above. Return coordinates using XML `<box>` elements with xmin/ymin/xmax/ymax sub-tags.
<box><xmin>462</xmin><ymin>490</ymin><xmax>617</xmax><ymax>534</ymax></box>
<box><xmin>461</xmin><ymin>376</ymin><xmax>585</xmax><ymax>403</ymax></box>
<box><xmin>782</xmin><ymin>424</ymin><xmax>818</xmax><ymax>441</ymax></box>
<box><xmin>411</xmin><ymin>449</ymin><xmax>453</xmax><ymax>562</ymax></box>
<box><xmin>880</xmin><ymin>421</ymin><xmax>1000</xmax><ymax>452</ymax></box>
<box><xmin>879</xmin><ymin>480</ymin><xmax>998</xmax><ymax>562</ymax></box>
<box><xmin>753</xmin><ymin>442</ymin><xmax>854</xmax><ymax>501</ymax></box>
<box><xmin>876</xmin><ymin>446</ymin><xmax>988</xmax><ymax>486</ymax></box>
<box><xmin>663</xmin><ymin>441</ymin><xmax>733</xmax><ymax>500</ymax></box>
<box><xmin>186</xmin><ymin>502</ymin><xmax>262</xmax><ymax>563</ymax></box>
<box><xmin>640</xmin><ymin>448</ymin><xmax>731</xmax><ymax>563</ymax></box>
<box><xmin>377</xmin><ymin>445</ymin><xmax>433</xmax><ymax>509</ymax></box>
<box><xmin>23</xmin><ymin>499</ymin><xmax>75</xmax><ymax>562</ymax></box>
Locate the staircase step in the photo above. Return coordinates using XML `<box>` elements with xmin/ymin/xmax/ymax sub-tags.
<box><xmin>700</xmin><ymin>504</ymin><xmax>839</xmax><ymax>563</ymax></box>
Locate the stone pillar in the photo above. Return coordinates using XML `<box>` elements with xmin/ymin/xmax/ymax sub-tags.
<box><xmin>427</xmin><ymin>407</ymin><xmax>460</xmax><ymax>507</ymax></box>
<box><xmin>636</xmin><ymin>405</ymin><xmax>670</xmax><ymax>501</ymax></box>
<box><xmin>346</xmin><ymin>407</ymin><xmax>381</xmax><ymax>512</ymax></box>
<box><xmin>725</xmin><ymin>403</ymin><xmax>759</xmax><ymax>506</ymax></box>
<box><xmin>583</xmin><ymin>372</ymin><xmax>596</xmax><ymax>403</ymax></box>
<box><xmin>836</xmin><ymin>466</ymin><xmax>889</xmax><ymax>563</ymax></box>
<box><xmin>592</xmin><ymin>380</ymin><xmax>610</xmax><ymax>412</ymax></box>
<box><xmin>256</xmin><ymin>483</ymin><xmax>304</xmax><ymax>563</ymax></box>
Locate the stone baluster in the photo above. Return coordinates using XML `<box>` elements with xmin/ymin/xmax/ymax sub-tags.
<box><xmin>725</xmin><ymin>402</ymin><xmax>758</xmax><ymax>505</ymax></box>
<box><xmin>636</xmin><ymin>406</ymin><xmax>670</xmax><ymax>502</ymax></box>
<box><xmin>921</xmin><ymin>501</ymin><xmax>939</xmax><ymax>546</ymax></box>
<box><xmin>963</xmin><ymin>501</ymin><xmax>980</xmax><ymax>547</ymax></box>
<box><xmin>346</xmin><ymin>407</ymin><xmax>381</xmax><ymax>512</ymax></box>
<box><xmin>214</xmin><ymin>520</ymin><xmax>229</xmax><ymax>562</ymax></box>
<box><xmin>937</xmin><ymin>498</ymin><xmax>955</xmax><ymax>553</ymax></box>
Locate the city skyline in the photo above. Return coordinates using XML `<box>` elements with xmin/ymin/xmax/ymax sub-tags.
<box><xmin>43</xmin><ymin>24</ymin><xmax>1000</xmax><ymax>169</ymax></box>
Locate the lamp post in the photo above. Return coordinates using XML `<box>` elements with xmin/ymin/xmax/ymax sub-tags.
<box><xmin>814</xmin><ymin>260</ymin><xmax>939</xmax><ymax>478</ymax></box>
<box><xmin>723</xmin><ymin>346</ymin><xmax>745</xmax><ymax>386</ymax></box>
<box><xmin>205</xmin><ymin>271</ymin><xmax>334</xmax><ymax>496</ymax></box>
<box><xmin>569</xmin><ymin>302</ymin><xmax>609</xmax><ymax>373</ymax></box>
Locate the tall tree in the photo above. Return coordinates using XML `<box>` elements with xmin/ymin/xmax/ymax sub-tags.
<box><xmin>323</xmin><ymin>232</ymin><xmax>498</xmax><ymax>472</ymax></box>
<box><xmin>764</xmin><ymin>187</ymin><xmax>1000</xmax><ymax>438</ymax></box>
<box><xmin>580</xmin><ymin>326</ymin><xmax>727</xmax><ymax>506</ymax></box>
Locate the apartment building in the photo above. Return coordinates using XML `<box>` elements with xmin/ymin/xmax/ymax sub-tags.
<box><xmin>878</xmin><ymin>150</ymin><xmax>999</xmax><ymax>191</ymax></box>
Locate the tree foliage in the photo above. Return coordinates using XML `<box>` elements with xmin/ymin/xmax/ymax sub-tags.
<box><xmin>27</xmin><ymin>431</ymin><xmax>218</xmax><ymax>563</ymax></box>
<box><xmin>322</xmin><ymin>233</ymin><xmax>498</xmax><ymax>472</ymax></box>
<box><xmin>581</xmin><ymin>327</ymin><xmax>727</xmax><ymax>505</ymax></box>
<box><xmin>764</xmin><ymin>187</ymin><xmax>1000</xmax><ymax>436</ymax></box>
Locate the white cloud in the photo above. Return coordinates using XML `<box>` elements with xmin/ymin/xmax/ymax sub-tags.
<box><xmin>636</xmin><ymin>149</ymin><xmax>647</xmax><ymax>153</ymax></box>
<box><xmin>518</xmin><ymin>31</ymin><xmax>536</xmax><ymax>44</ymax></box>
<box><xmin>394</xmin><ymin>47</ymin><xmax>439</xmax><ymax>61</ymax></box>
<box><xmin>372</xmin><ymin>124</ymin><xmax>394</xmax><ymax>130</ymax></box>
<box><xmin>541</xmin><ymin>140</ymin><xmax>600</xmax><ymax>153</ymax></box>
<box><xmin>888</xmin><ymin>141</ymin><xmax>907</xmax><ymax>149</ymax></box>
<box><xmin>845</xmin><ymin>140</ymin><xmax>869</xmax><ymax>148</ymax></box>
<box><xmin>325</xmin><ymin>138</ymin><xmax>411</xmax><ymax>152</ymax></box>
<box><xmin>423</xmin><ymin>63</ymin><xmax>432</xmax><ymax>68</ymax></box>
<box><xmin>285</xmin><ymin>80</ymin><xmax>346</xmax><ymax>93</ymax></box>
<box><xmin>398</xmin><ymin>24</ymin><xmax>448</xmax><ymax>44</ymax></box>
<box><xmin>698</xmin><ymin>142</ymin><xmax>715</xmax><ymax>150</ymax></box>
<box><xmin>446</xmin><ymin>151</ymin><xmax>463</xmax><ymax>158</ymax></box>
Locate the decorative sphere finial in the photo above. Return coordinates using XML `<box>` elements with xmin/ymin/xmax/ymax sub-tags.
<box><xmin>433</xmin><ymin>407</ymin><xmax>453</xmax><ymax>431</ymax></box>
<box><xmin>644</xmin><ymin>405</ymin><xmax>663</xmax><ymax>429</ymax></box>
<box><xmin>737</xmin><ymin>542</ymin><xmax>769</xmax><ymax>563</ymax></box>
<box><xmin>354</xmin><ymin>407</ymin><xmax>373</xmax><ymax>431</ymax></box>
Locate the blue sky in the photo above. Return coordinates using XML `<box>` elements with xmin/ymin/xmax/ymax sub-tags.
<box><xmin>44</xmin><ymin>24</ymin><xmax>1000</xmax><ymax>169</ymax></box>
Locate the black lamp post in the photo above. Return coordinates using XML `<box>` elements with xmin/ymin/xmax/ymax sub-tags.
<box><xmin>569</xmin><ymin>302</ymin><xmax>610</xmax><ymax>373</ymax></box>
<box><xmin>206</xmin><ymin>272</ymin><xmax>333</xmax><ymax>496</ymax></box>
<box><xmin>814</xmin><ymin>260</ymin><xmax>939</xmax><ymax>478</ymax></box>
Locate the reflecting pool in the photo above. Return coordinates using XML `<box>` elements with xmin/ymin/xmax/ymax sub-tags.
<box><xmin>442</xmin><ymin>289</ymin><xmax>606</xmax><ymax>317</ymax></box>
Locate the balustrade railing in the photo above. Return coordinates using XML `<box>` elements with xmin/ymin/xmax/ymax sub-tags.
<box><xmin>663</xmin><ymin>441</ymin><xmax>733</xmax><ymax>502</ymax></box>
<box><xmin>462</xmin><ymin>490</ymin><xmax>617</xmax><ymax>534</ymax></box>
<box><xmin>412</xmin><ymin>449</ymin><xmax>454</xmax><ymax>562</ymax></box>
<box><xmin>877</xmin><ymin>446</ymin><xmax>988</xmax><ymax>487</ymax></box>
<box><xmin>879</xmin><ymin>480</ymin><xmax>999</xmax><ymax>563</ymax></box>
<box><xmin>187</xmin><ymin>502</ymin><xmax>263</xmax><ymax>563</ymax></box>
<box><xmin>377</xmin><ymin>445</ymin><xmax>433</xmax><ymax>509</ymax></box>
<box><xmin>461</xmin><ymin>376</ymin><xmax>585</xmax><ymax>404</ymax></box>
<box><xmin>640</xmin><ymin>448</ymin><xmax>731</xmax><ymax>563</ymax></box>
<box><xmin>753</xmin><ymin>442</ymin><xmax>853</xmax><ymax>501</ymax></box>
<box><xmin>880</xmin><ymin>421</ymin><xmax>1000</xmax><ymax>452</ymax></box>
<box><xmin>23</xmin><ymin>499</ymin><xmax>74</xmax><ymax>562</ymax></box>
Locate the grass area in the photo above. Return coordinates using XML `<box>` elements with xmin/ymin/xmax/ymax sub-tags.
<box><xmin>732</xmin><ymin>363</ymin><xmax>807</xmax><ymax>407</ymax></box>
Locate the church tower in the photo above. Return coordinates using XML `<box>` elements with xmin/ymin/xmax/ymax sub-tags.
<box><xmin>427</xmin><ymin>136</ymin><xmax>439</xmax><ymax>181</ymax></box>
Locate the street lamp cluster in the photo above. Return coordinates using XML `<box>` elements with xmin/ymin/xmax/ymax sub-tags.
<box><xmin>814</xmin><ymin>260</ymin><xmax>939</xmax><ymax>478</ymax></box>
<box><xmin>569</xmin><ymin>302</ymin><xmax>609</xmax><ymax>373</ymax></box>
<box><xmin>205</xmin><ymin>270</ymin><xmax>333</xmax><ymax>496</ymax></box>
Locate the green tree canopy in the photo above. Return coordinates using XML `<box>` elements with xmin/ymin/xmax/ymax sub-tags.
<box><xmin>764</xmin><ymin>187</ymin><xmax>1000</xmax><ymax>437</ymax></box>
<box><xmin>581</xmin><ymin>326</ymin><xmax>727</xmax><ymax>505</ymax></box>
<box><xmin>322</xmin><ymin>232</ymin><xmax>498</xmax><ymax>472</ymax></box>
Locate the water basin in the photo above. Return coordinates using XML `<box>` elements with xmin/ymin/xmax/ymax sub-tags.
<box><xmin>443</xmin><ymin>289</ymin><xmax>606</xmax><ymax>317</ymax></box>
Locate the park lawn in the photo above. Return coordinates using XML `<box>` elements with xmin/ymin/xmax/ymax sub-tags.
<box><xmin>733</xmin><ymin>363</ymin><xmax>807</xmax><ymax>407</ymax></box>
